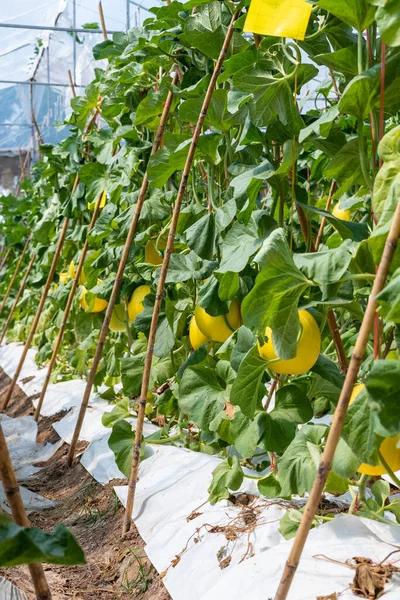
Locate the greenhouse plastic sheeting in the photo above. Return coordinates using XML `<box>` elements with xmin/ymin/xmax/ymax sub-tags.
<box><xmin>0</xmin><ymin>0</ymin><xmax>163</xmax><ymax>156</ymax></box>
<box><xmin>0</xmin><ymin>577</ymin><xmax>28</xmax><ymax>600</ymax></box>
<box><xmin>2</xmin><ymin>341</ymin><xmax>400</xmax><ymax>599</ymax></box>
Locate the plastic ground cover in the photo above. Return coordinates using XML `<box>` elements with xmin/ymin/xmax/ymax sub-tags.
<box><xmin>2</xmin><ymin>341</ymin><xmax>400</xmax><ymax>599</ymax></box>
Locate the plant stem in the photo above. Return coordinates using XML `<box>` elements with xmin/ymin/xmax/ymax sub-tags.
<box><xmin>358</xmin><ymin>120</ymin><xmax>373</xmax><ymax>193</ymax></box>
<box><xmin>357</xmin><ymin>473</ymin><xmax>370</xmax><ymax>504</ymax></box>
<box><xmin>378</xmin><ymin>449</ymin><xmax>400</xmax><ymax>488</ymax></box>
<box><xmin>357</xmin><ymin>30</ymin><xmax>364</xmax><ymax>75</ymax></box>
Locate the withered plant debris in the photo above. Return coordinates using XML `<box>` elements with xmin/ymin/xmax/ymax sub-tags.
<box><xmin>314</xmin><ymin>550</ymin><xmax>400</xmax><ymax>600</ymax></box>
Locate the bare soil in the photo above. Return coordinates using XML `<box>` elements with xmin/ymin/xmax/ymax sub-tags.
<box><xmin>0</xmin><ymin>367</ymin><xmax>171</xmax><ymax>600</ymax></box>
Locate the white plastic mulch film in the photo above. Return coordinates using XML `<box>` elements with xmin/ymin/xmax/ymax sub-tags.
<box><xmin>2</xmin><ymin>342</ymin><xmax>400</xmax><ymax>599</ymax></box>
<box><xmin>0</xmin><ymin>0</ymin><xmax>161</xmax><ymax>157</ymax></box>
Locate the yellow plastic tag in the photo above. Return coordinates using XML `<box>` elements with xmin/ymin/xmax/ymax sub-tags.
<box><xmin>243</xmin><ymin>0</ymin><xmax>312</xmax><ymax>41</ymax></box>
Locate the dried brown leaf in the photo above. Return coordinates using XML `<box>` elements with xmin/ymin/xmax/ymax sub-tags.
<box><xmin>219</xmin><ymin>556</ymin><xmax>231</xmax><ymax>570</ymax></box>
<box><xmin>316</xmin><ymin>594</ymin><xmax>338</xmax><ymax>600</ymax></box>
<box><xmin>350</xmin><ymin>562</ymin><xmax>387</xmax><ymax>599</ymax></box>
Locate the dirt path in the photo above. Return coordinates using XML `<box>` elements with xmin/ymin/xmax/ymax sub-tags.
<box><xmin>0</xmin><ymin>367</ymin><xmax>171</xmax><ymax>600</ymax></box>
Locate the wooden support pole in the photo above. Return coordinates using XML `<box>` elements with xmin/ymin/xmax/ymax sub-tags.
<box><xmin>98</xmin><ymin>2</ymin><xmax>108</xmax><ymax>40</ymax></box>
<box><xmin>122</xmin><ymin>11</ymin><xmax>240</xmax><ymax>536</ymax></box>
<box><xmin>67</xmin><ymin>67</ymin><xmax>180</xmax><ymax>466</ymax></box>
<box><xmin>0</xmin><ymin>423</ymin><xmax>52</xmax><ymax>599</ymax></box>
<box><xmin>274</xmin><ymin>199</ymin><xmax>400</xmax><ymax>600</ymax></box>
<box><xmin>0</xmin><ymin>248</ymin><xmax>11</xmax><ymax>274</ymax></box>
<box><xmin>34</xmin><ymin>191</ymin><xmax>104</xmax><ymax>421</ymax></box>
<box><xmin>315</xmin><ymin>181</ymin><xmax>336</xmax><ymax>251</ymax></box>
<box><xmin>68</xmin><ymin>69</ymin><xmax>77</xmax><ymax>97</ymax></box>
<box><xmin>0</xmin><ymin>234</ymin><xmax>32</xmax><ymax>315</ymax></box>
<box><xmin>31</xmin><ymin>111</ymin><xmax>43</xmax><ymax>146</ymax></box>
<box><xmin>0</xmin><ymin>251</ymin><xmax>37</xmax><ymax>345</ymax></box>
<box><xmin>1</xmin><ymin>215</ymin><xmax>70</xmax><ymax>411</ymax></box>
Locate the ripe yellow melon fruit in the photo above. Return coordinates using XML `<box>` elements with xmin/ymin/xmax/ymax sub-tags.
<box><xmin>128</xmin><ymin>285</ymin><xmax>150</xmax><ymax>322</ymax></box>
<box><xmin>189</xmin><ymin>316</ymin><xmax>210</xmax><ymax>349</ymax></box>
<box><xmin>145</xmin><ymin>240</ymin><xmax>163</xmax><ymax>265</ymax></box>
<box><xmin>258</xmin><ymin>310</ymin><xmax>320</xmax><ymax>375</ymax></box>
<box><xmin>349</xmin><ymin>384</ymin><xmax>400</xmax><ymax>476</ymax></box>
<box><xmin>80</xmin><ymin>283</ymin><xmax>108</xmax><ymax>313</ymax></box>
<box><xmin>332</xmin><ymin>203</ymin><xmax>352</xmax><ymax>221</ymax></box>
<box><xmin>69</xmin><ymin>260</ymin><xmax>76</xmax><ymax>280</ymax></box>
<box><xmin>88</xmin><ymin>190</ymin><xmax>106</xmax><ymax>210</ymax></box>
<box><xmin>194</xmin><ymin>300</ymin><xmax>241</xmax><ymax>343</ymax></box>
<box><xmin>109</xmin><ymin>304</ymin><xmax>127</xmax><ymax>333</ymax></box>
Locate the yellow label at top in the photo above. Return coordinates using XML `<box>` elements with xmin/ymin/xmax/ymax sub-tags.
<box><xmin>244</xmin><ymin>0</ymin><xmax>312</xmax><ymax>40</ymax></box>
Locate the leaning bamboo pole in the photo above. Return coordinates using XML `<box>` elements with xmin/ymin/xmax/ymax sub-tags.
<box><xmin>66</xmin><ymin>67</ymin><xmax>180</xmax><ymax>466</ymax></box>
<box><xmin>1</xmin><ymin>214</ymin><xmax>71</xmax><ymax>411</ymax></box>
<box><xmin>0</xmin><ymin>251</ymin><xmax>37</xmax><ymax>345</ymax></box>
<box><xmin>0</xmin><ymin>423</ymin><xmax>52</xmax><ymax>599</ymax></box>
<box><xmin>34</xmin><ymin>190</ymin><xmax>105</xmax><ymax>421</ymax></box>
<box><xmin>0</xmin><ymin>247</ymin><xmax>11</xmax><ymax>274</ymax></box>
<box><xmin>274</xmin><ymin>199</ymin><xmax>400</xmax><ymax>599</ymax></box>
<box><xmin>121</xmin><ymin>11</ymin><xmax>241</xmax><ymax>536</ymax></box>
<box><xmin>0</xmin><ymin>234</ymin><xmax>32</xmax><ymax>315</ymax></box>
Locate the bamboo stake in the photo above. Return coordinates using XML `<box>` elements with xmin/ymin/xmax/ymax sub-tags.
<box><xmin>67</xmin><ymin>67</ymin><xmax>180</xmax><ymax>466</ymax></box>
<box><xmin>296</xmin><ymin>184</ymin><xmax>348</xmax><ymax>373</ymax></box>
<box><xmin>32</xmin><ymin>111</ymin><xmax>43</xmax><ymax>146</ymax></box>
<box><xmin>0</xmin><ymin>248</ymin><xmax>11</xmax><ymax>274</ymax></box>
<box><xmin>0</xmin><ymin>423</ymin><xmax>52</xmax><ymax>599</ymax></box>
<box><xmin>1</xmin><ymin>215</ymin><xmax>71</xmax><ymax>411</ymax></box>
<box><xmin>0</xmin><ymin>251</ymin><xmax>37</xmax><ymax>345</ymax></box>
<box><xmin>314</xmin><ymin>181</ymin><xmax>336</xmax><ymax>251</ymax></box>
<box><xmin>121</xmin><ymin>11</ymin><xmax>240</xmax><ymax>536</ymax></box>
<box><xmin>0</xmin><ymin>234</ymin><xmax>32</xmax><ymax>315</ymax></box>
<box><xmin>68</xmin><ymin>69</ymin><xmax>77</xmax><ymax>97</ymax></box>
<box><xmin>34</xmin><ymin>190</ymin><xmax>104</xmax><ymax>422</ymax></box>
<box><xmin>274</xmin><ymin>199</ymin><xmax>400</xmax><ymax>600</ymax></box>
<box><xmin>98</xmin><ymin>2</ymin><xmax>108</xmax><ymax>40</ymax></box>
<box><xmin>326</xmin><ymin>309</ymin><xmax>348</xmax><ymax>373</ymax></box>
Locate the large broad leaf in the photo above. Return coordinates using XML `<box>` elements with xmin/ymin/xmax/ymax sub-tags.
<box><xmin>310</xmin><ymin>354</ymin><xmax>345</xmax><ymax>389</ymax></box>
<box><xmin>341</xmin><ymin>386</ymin><xmax>382</xmax><ymax>465</ymax></box>
<box><xmin>278</xmin><ymin>424</ymin><xmax>327</xmax><ymax>497</ymax></box>
<box><xmin>178</xmin><ymin>89</ymin><xmax>247</xmax><ymax>133</ymax></box>
<box><xmin>163</xmin><ymin>251</ymin><xmax>217</xmax><ymax>283</ymax></box>
<box><xmin>178</xmin><ymin>361</ymin><xmax>234</xmax><ymax>434</ymax></box>
<box><xmin>272</xmin><ymin>385</ymin><xmax>313</xmax><ymax>424</ymax></box>
<box><xmin>299</xmin><ymin>105</ymin><xmax>339</xmax><ymax>143</ymax></box>
<box><xmin>339</xmin><ymin>51</ymin><xmax>400</xmax><ymax>119</ymax></box>
<box><xmin>108</xmin><ymin>419</ymin><xmax>135</xmax><ymax>478</ymax></box>
<box><xmin>241</xmin><ymin>228</ymin><xmax>310</xmax><ymax>359</ymax></box>
<box><xmin>294</xmin><ymin>240</ymin><xmax>353</xmax><ymax>285</ymax></box>
<box><xmin>214</xmin><ymin>409</ymin><xmax>265</xmax><ymax>458</ymax></box>
<box><xmin>185</xmin><ymin>212</ymin><xmax>216</xmax><ymax>260</ymax></box>
<box><xmin>0</xmin><ymin>516</ymin><xmax>85</xmax><ymax>567</ymax></box>
<box><xmin>369</xmin><ymin>173</ymin><xmax>400</xmax><ymax>271</ymax></box>
<box><xmin>230</xmin><ymin>346</ymin><xmax>267</xmax><ymax>418</ymax></box>
<box><xmin>208</xmin><ymin>456</ymin><xmax>244</xmax><ymax>504</ymax></box>
<box><xmin>298</xmin><ymin>202</ymin><xmax>369</xmax><ymax>242</ymax></box>
<box><xmin>374</xmin><ymin>0</ymin><xmax>400</xmax><ymax>47</ymax></box>
<box><xmin>365</xmin><ymin>359</ymin><xmax>400</xmax><ymax>436</ymax></box>
<box><xmin>179</xmin><ymin>2</ymin><xmax>249</xmax><ymax>60</ymax></box>
<box><xmin>311</xmin><ymin>0</ymin><xmax>376</xmax><ymax>30</ymax></box>
<box><xmin>373</xmin><ymin>126</ymin><xmax>400</xmax><ymax>220</ymax></box>
<box><xmin>332</xmin><ymin>437</ymin><xmax>359</xmax><ymax>479</ymax></box>
<box><xmin>232</xmin><ymin>63</ymin><xmax>314</xmax><ymax>132</ymax></box>
<box><xmin>376</xmin><ymin>267</ymin><xmax>400</xmax><ymax>323</ymax></box>
<box><xmin>315</xmin><ymin>46</ymin><xmax>359</xmax><ymax>76</ymax></box>
<box><xmin>218</xmin><ymin>220</ymin><xmax>266</xmax><ymax>273</ymax></box>
<box><xmin>147</xmin><ymin>133</ymin><xmax>224</xmax><ymax>188</ymax></box>
<box><xmin>230</xmin><ymin>326</ymin><xmax>255</xmax><ymax>372</ymax></box>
